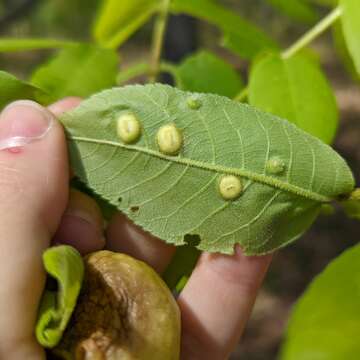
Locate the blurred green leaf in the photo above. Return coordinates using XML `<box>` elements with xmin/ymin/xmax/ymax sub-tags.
<box><xmin>117</xmin><ymin>62</ymin><xmax>149</xmax><ymax>85</ymax></box>
<box><xmin>266</xmin><ymin>0</ymin><xmax>319</xmax><ymax>23</ymax></box>
<box><xmin>36</xmin><ymin>246</ymin><xmax>84</xmax><ymax>348</ymax></box>
<box><xmin>280</xmin><ymin>243</ymin><xmax>360</xmax><ymax>359</ymax></box>
<box><xmin>93</xmin><ymin>0</ymin><xmax>159</xmax><ymax>48</ymax></box>
<box><xmin>163</xmin><ymin>245</ymin><xmax>200</xmax><ymax>291</ymax></box>
<box><xmin>305</xmin><ymin>0</ymin><xmax>337</xmax><ymax>7</ymax></box>
<box><xmin>340</xmin><ymin>0</ymin><xmax>360</xmax><ymax>75</ymax></box>
<box><xmin>332</xmin><ymin>21</ymin><xmax>360</xmax><ymax>82</ymax></box>
<box><xmin>248</xmin><ymin>53</ymin><xmax>338</xmax><ymax>144</ymax></box>
<box><xmin>0</xmin><ymin>71</ymin><xmax>50</xmax><ymax>109</ymax></box>
<box><xmin>0</xmin><ymin>38</ymin><xmax>76</xmax><ymax>52</ymax></box>
<box><xmin>31</xmin><ymin>44</ymin><xmax>119</xmax><ymax>102</ymax></box>
<box><xmin>171</xmin><ymin>0</ymin><xmax>278</xmax><ymax>59</ymax></box>
<box><xmin>341</xmin><ymin>189</ymin><xmax>360</xmax><ymax>220</ymax></box>
<box><xmin>176</xmin><ymin>51</ymin><xmax>243</xmax><ymax>97</ymax></box>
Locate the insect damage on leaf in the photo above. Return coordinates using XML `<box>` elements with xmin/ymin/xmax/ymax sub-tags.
<box><xmin>156</xmin><ymin>124</ymin><xmax>183</xmax><ymax>155</ymax></box>
<box><xmin>266</xmin><ymin>157</ymin><xmax>286</xmax><ymax>175</ymax></box>
<box><xmin>187</xmin><ymin>96</ymin><xmax>202</xmax><ymax>110</ymax></box>
<box><xmin>60</xmin><ymin>84</ymin><xmax>354</xmax><ymax>255</ymax></box>
<box><xmin>117</xmin><ymin>112</ymin><xmax>142</xmax><ymax>144</ymax></box>
<box><xmin>218</xmin><ymin>175</ymin><xmax>243</xmax><ymax>200</ymax></box>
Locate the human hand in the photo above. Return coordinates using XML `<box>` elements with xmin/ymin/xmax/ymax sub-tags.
<box><xmin>0</xmin><ymin>98</ymin><xmax>272</xmax><ymax>360</ymax></box>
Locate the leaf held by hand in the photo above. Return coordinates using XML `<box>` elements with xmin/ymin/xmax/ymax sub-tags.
<box><xmin>60</xmin><ymin>84</ymin><xmax>354</xmax><ymax>255</ymax></box>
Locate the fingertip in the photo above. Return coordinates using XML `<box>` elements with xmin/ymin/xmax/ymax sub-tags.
<box><xmin>200</xmin><ymin>245</ymin><xmax>273</xmax><ymax>286</ymax></box>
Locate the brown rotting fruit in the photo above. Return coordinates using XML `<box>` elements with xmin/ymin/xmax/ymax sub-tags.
<box><xmin>52</xmin><ymin>251</ymin><xmax>180</xmax><ymax>360</ymax></box>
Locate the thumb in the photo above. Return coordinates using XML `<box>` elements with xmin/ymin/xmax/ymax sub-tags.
<box><xmin>0</xmin><ymin>101</ymin><xmax>69</xmax><ymax>359</ymax></box>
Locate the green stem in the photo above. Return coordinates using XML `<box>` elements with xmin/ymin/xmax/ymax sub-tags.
<box><xmin>234</xmin><ymin>87</ymin><xmax>249</xmax><ymax>102</ymax></box>
<box><xmin>234</xmin><ymin>5</ymin><xmax>343</xmax><ymax>102</ymax></box>
<box><xmin>116</xmin><ymin>61</ymin><xmax>181</xmax><ymax>85</ymax></box>
<box><xmin>282</xmin><ymin>6</ymin><xmax>343</xmax><ymax>59</ymax></box>
<box><xmin>117</xmin><ymin>63</ymin><xmax>150</xmax><ymax>85</ymax></box>
<box><xmin>160</xmin><ymin>62</ymin><xmax>184</xmax><ymax>87</ymax></box>
<box><xmin>149</xmin><ymin>0</ymin><xmax>171</xmax><ymax>82</ymax></box>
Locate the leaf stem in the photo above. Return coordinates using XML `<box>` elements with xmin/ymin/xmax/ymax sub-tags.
<box><xmin>149</xmin><ymin>0</ymin><xmax>171</xmax><ymax>82</ymax></box>
<box><xmin>234</xmin><ymin>5</ymin><xmax>343</xmax><ymax>102</ymax></box>
<box><xmin>234</xmin><ymin>87</ymin><xmax>249</xmax><ymax>102</ymax></box>
<box><xmin>282</xmin><ymin>6</ymin><xmax>343</xmax><ymax>59</ymax></box>
<box><xmin>117</xmin><ymin>63</ymin><xmax>149</xmax><ymax>85</ymax></box>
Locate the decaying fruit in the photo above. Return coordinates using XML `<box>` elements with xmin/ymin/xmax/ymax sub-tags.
<box><xmin>52</xmin><ymin>251</ymin><xmax>180</xmax><ymax>360</ymax></box>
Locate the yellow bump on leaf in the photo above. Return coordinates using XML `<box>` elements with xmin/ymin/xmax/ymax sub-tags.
<box><xmin>266</xmin><ymin>157</ymin><xmax>285</xmax><ymax>175</ymax></box>
<box><xmin>219</xmin><ymin>175</ymin><xmax>243</xmax><ymax>200</ymax></box>
<box><xmin>156</xmin><ymin>124</ymin><xmax>183</xmax><ymax>155</ymax></box>
<box><xmin>117</xmin><ymin>112</ymin><xmax>142</xmax><ymax>144</ymax></box>
<box><xmin>187</xmin><ymin>96</ymin><xmax>202</xmax><ymax>110</ymax></box>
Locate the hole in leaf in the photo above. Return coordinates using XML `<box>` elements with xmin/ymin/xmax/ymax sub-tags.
<box><xmin>118</xmin><ymin>197</ymin><xmax>123</xmax><ymax>203</ymax></box>
<box><xmin>184</xmin><ymin>234</ymin><xmax>201</xmax><ymax>247</ymax></box>
<box><xmin>130</xmin><ymin>206</ymin><xmax>139</xmax><ymax>213</ymax></box>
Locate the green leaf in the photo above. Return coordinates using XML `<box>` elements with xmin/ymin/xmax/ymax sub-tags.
<box><xmin>93</xmin><ymin>0</ymin><xmax>159</xmax><ymax>49</ymax></box>
<box><xmin>36</xmin><ymin>245</ymin><xmax>84</xmax><ymax>348</ymax></box>
<box><xmin>332</xmin><ymin>22</ymin><xmax>360</xmax><ymax>82</ymax></box>
<box><xmin>266</xmin><ymin>0</ymin><xmax>319</xmax><ymax>23</ymax></box>
<box><xmin>341</xmin><ymin>188</ymin><xmax>360</xmax><ymax>220</ymax></box>
<box><xmin>171</xmin><ymin>0</ymin><xmax>278</xmax><ymax>59</ymax></box>
<box><xmin>0</xmin><ymin>71</ymin><xmax>50</xmax><ymax>109</ymax></box>
<box><xmin>31</xmin><ymin>44</ymin><xmax>119</xmax><ymax>102</ymax></box>
<box><xmin>0</xmin><ymin>38</ymin><xmax>76</xmax><ymax>52</ymax></box>
<box><xmin>280</xmin><ymin>243</ymin><xmax>360</xmax><ymax>359</ymax></box>
<box><xmin>305</xmin><ymin>0</ymin><xmax>336</xmax><ymax>6</ymax></box>
<box><xmin>59</xmin><ymin>84</ymin><xmax>354</xmax><ymax>255</ymax></box>
<box><xmin>163</xmin><ymin>245</ymin><xmax>200</xmax><ymax>291</ymax></box>
<box><xmin>175</xmin><ymin>51</ymin><xmax>244</xmax><ymax>98</ymax></box>
<box><xmin>340</xmin><ymin>0</ymin><xmax>360</xmax><ymax>75</ymax></box>
<box><xmin>248</xmin><ymin>53</ymin><xmax>338</xmax><ymax>144</ymax></box>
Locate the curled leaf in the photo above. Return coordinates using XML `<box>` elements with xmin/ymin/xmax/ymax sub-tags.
<box><xmin>36</xmin><ymin>245</ymin><xmax>84</xmax><ymax>348</ymax></box>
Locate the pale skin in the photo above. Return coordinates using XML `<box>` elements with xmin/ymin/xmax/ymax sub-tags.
<box><xmin>0</xmin><ymin>98</ymin><xmax>272</xmax><ymax>360</ymax></box>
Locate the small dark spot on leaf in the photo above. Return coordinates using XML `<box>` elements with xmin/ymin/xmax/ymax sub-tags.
<box><xmin>118</xmin><ymin>197</ymin><xmax>122</xmax><ymax>203</ymax></box>
<box><xmin>184</xmin><ymin>234</ymin><xmax>201</xmax><ymax>247</ymax></box>
<box><xmin>130</xmin><ymin>206</ymin><xmax>139</xmax><ymax>213</ymax></box>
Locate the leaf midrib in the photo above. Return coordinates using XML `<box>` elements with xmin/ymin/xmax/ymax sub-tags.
<box><xmin>68</xmin><ymin>135</ymin><xmax>331</xmax><ymax>203</ymax></box>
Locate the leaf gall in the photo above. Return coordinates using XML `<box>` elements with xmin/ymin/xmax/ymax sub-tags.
<box><xmin>156</xmin><ymin>124</ymin><xmax>183</xmax><ymax>155</ymax></box>
<box><xmin>219</xmin><ymin>175</ymin><xmax>243</xmax><ymax>200</ymax></box>
<box><xmin>187</xmin><ymin>96</ymin><xmax>202</xmax><ymax>110</ymax></box>
<box><xmin>117</xmin><ymin>112</ymin><xmax>142</xmax><ymax>144</ymax></box>
<box><xmin>266</xmin><ymin>157</ymin><xmax>285</xmax><ymax>175</ymax></box>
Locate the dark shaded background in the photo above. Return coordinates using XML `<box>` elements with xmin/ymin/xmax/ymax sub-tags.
<box><xmin>0</xmin><ymin>1</ymin><xmax>359</xmax><ymax>358</ymax></box>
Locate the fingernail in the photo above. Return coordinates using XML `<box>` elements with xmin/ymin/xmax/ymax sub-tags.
<box><xmin>0</xmin><ymin>100</ymin><xmax>53</xmax><ymax>151</ymax></box>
